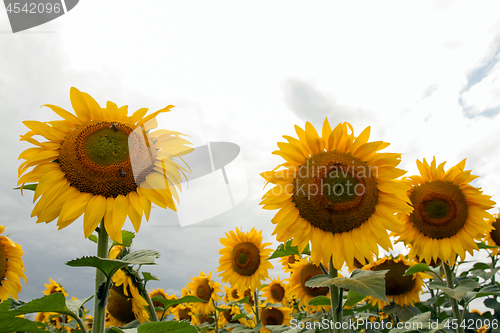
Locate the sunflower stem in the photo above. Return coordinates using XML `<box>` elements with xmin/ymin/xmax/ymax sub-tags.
<box><xmin>443</xmin><ymin>262</ymin><xmax>463</xmax><ymax>333</ymax></box>
<box><xmin>254</xmin><ymin>290</ymin><xmax>260</xmax><ymax>324</ymax></box>
<box><xmin>140</xmin><ymin>284</ymin><xmax>158</xmax><ymax>322</ymax></box>
<box><xmin>92</xmin><ymin>220</ymin><xmax>109</xmax><ymax>333</ymax></box>
<box><xmin>212</xmin><ymin>300</ymin><xmax>219</xmax><ymax>333</ymax></box>
<box><xmin>329</xmin><ymin>257</ymin><xmax>343</xmax><ymax>333</ymax></box>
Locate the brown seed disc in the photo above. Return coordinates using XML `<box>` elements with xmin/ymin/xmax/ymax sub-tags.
<box><xmin>490</xmin><ymin>218</ymin><xmax>500</xmax><ymax>246</ymax></box>
<box><xmin>270</xmin><ymin>283</ymin><xmax>285</xmax><ymax>302</ymax></box>
<box><xmin>231</xmin><ymin>242</ymin><xmax>261</xmax><ymax>276</ymax></box>
<box><xmin>107</xmin><ymin>285</ymin><xmax>135</xmax><ymax>324</ymax></box>
<box><xmin>262</xmin><ymin>308</ymin><xmax>284</xmax><ymax>326</ymax></box>
<box><xmin>195</xmin><ymin>279</ymin><xmax>213</xmax><ymax>302</ymax></box>
<box><xmin>299</xmin><ymin>263</ymin><xmax>329</xmax><ymax>297</ymax></box>
<box><xmin>371</xmin><ymin>260</ymin><xmax>415</xmax><ymax>296</ymax></box>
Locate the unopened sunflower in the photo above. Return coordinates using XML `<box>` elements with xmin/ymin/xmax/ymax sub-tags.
<box><xmin>395</xmin><ymin>157</ymin><xmax>495</xmax><ymax>264</ymax></box>
<box><xmin>217</xmin><ymin>227</ymin><xmax>274</xmax><ymax>291</ymax></box>
<box><xmin>288</xmin><ymin>258</ymin><xmax>330</xmax><ymax>310</ymax></box>
<box><xmin>484</xmin><ymin>212</ymin><xmax>500</xmax><ymax>255</ymax></box>
<box><xmin>18</xmin><ymin>87</ymin><xmax>193</xmax><ymax>242</ymax></box>
<box><xmin>362</xmin><ymin>255</ymin><xmax>429</xmax><ymax>308</ymax></box>
<box><xmin>261</xmin><ymin>120</ymin><xmax>412</xmax><ymax>269</ymax></box>
<box><xmin>261</xmin><ymin>276</ymin><xmax>290</xmax><ymax>307</ymax></box>
<box><xmin>0</xmin><ymin>225</ymin><xmax>26</xmax><ymax>301</ymax></box>
<box><xmin>260</xmin><ymin>306</ymin><xmax>292</xmax><ymax>333</ymax></box>
<box><xmin>187</xmin><ymin>271</ymin><xmax>222</xmax><ymax>315</ymax></box>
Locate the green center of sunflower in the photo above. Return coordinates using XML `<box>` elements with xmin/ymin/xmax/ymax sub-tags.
<box><xmin>409</xmin><ymin>180</ymin><xmax>468</xmax><ymax>239</ymax></box>
<box><xmin>196</xmin><ymin>279</ymin><xmax>213</xmax><ymax>301</ymax></box>
<box><xmin>107</xmin><ymin>285</ymin><xmax>135</xmax><ymax>324</ymax></box>
<box><xmin>0</xmin><ymin>243</ymin><xmax>6</xmax><ymax>281</ymax></box>
<box><xmin>262</xmin><ymin>308</ymin><xmax>284</xmax><ymax>326</ymax></box>
<box><xmin>490</xmin><ymin>218</ymin><xmax>500</xmax><ymax>247</ymax></box>
<box><xmin>299</xmin><ymin>263</ymin><xmax>329</xmax><ymax>297</ymax></box>
<box><xmin>231</xmin><ymin>242</ymin><xmax>261</xmax><ymax>276</ymax></box>
<box><xmin>293</xmin><ymin>151</ymin><xmax>378</xmax><ymax>234</ymax></box>
<box><xmin>59</xmin><ymin>121</ymin><xmax>155</xmax><ymax>198</ymax></box>
<box><xmin>270</xmin><ymin>283</ymin><xmax>285</xmax><ymax>302</ymax></box>
<box><xmin>231</xmin><ymin>289</ymin><xmax>239</xmax><ymax>299</ymax></box>
<box><xmin>371</xmin><ymin>260</ymin><xmax>415</xmax><ymax>296</ymax></box>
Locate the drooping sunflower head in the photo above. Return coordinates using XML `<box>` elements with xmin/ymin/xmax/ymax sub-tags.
<box><xmin>288</xmin><ymin>258</ymin><xmax>330</xmax><ymax>310</ymax></box>
<box><xmin>217</xmin><ymin>227</ymin><xmax>274</xmax><ymax>292</ymax></box>
<box><xmin>260</xmin><ymin>120</ymin><xmax>412</xmax><ymax>269</ymax></box>
<box><xmin>261</xmin><ymin>276</ymin><xmax>290</xmax><ymax>307</ymax></box>
<box><xmin>362</xmin><ymin>254</ymin><xmax>429</xmax><ymax>309</ymax></box>
<box><xmin>394</xmin><ymin>157</ymin><xmax>495</xmax><ymax>265</ymax></box>
<box><xmin>42</xmin><ymin>277</ymin><xmax>68</xmax><ymax>297</ymax></box>
<box><xmin>484</xmin><ymin>212</ymin><xmax>500</xmax><ymax>255</ymax></box>
<box><xmin>186</xmin><ymin>271</ymin><xmax>222</xmax><ymax>315</ymax></box>
<box><xmin>0</xmin><ymin>226</ymin><xmax>26</xmax><ymax>301</ymax></box>
<box><xmin>18</xmin><ymin>87</ymin><xmax>193</xmax><ymax>242</ymax></box>
<box><xmin>109</xmin><ymin>270</ymin><xmax>149</xmax><ymax>324</ymax></box>
<box><xmin>260</xmin><ymin>306</ymin><xmax>292</xmax><ymax>333</ymax></box>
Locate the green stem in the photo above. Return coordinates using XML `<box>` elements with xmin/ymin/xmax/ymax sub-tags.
<box><xmin>212</xmin><ymin>300</ymin><xmax>219</xmax><ymax>333</ymax></box>
<box><xmin>69</xmin><ymin>313</ymin><xmax>88</xmax><ymax>333</ymax></box>
<box><xmin>254</xmin><ymin>291</ymin><xmax>260</xmax><ymax>324</ymax></box>
<box><xmin>92</xmin><ymin>220</ymin><xmax>109</xmax><ymax>333</ymax></box>
<box><xmin>329</xmin><ymin>257</ymin><xmax>342</xmax><ymax>333</ymax></box>
<box><xmin>443</xmin><ymin>263</ymin><xmax>463</xmax><ymax>333</ymax></box>
<box><xmin>140</xmin><ymin>285</ymin><xmax>158</xmax><ymax>322</ymax></box>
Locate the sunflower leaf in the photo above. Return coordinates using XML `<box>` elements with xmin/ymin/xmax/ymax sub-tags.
<box><xmin>66</xmin><ymin>295</ymin><xmax>94</xmax><ymax>316</ymax></box>
<box><xmin>121</xmin><ymin>249</ymin><xmax>160</xmax><ymax>264</ymax></box>
<box><xmin>267</xmin><ymin>239</ymin><xmax>310</xmax><ymax>260</ymax></box>
<box><xmin>88</xmin><ymin>234</ymin><xmax>98</xmax><ymax>244</ymax></box>
<box><xmin>13</xmin><ymin>184</ymin><xmax>37</xmax><ymax>191</ymax></box>
<box><xmin>142</xmin><ymin>272</ymin><xmax>160</xmax><ymax>285</ymax></box>
<box><xmin>405</xmin><ymin>263</ymin><xmax>432</xmax><ymax>275</ymax></box>
<box><xmin>110</xmin><ymin>230</ymin><xmax>135</xmax><ymax>249</ymax></box>
<box><xmin>344</xmin><ymin>290</ymin><xmax>367</xmax><ymax>307</ymax></box>
<box><xmin>0</xmin><ymin>317</ymin><xmax>45</xmax><ymax>333</ymax></box>
<box><xmin>0</xmin><ymin>293</ymin><xmax>72</xmax><ymax>318</ymax></box>
<box><xmin>387</xmin><ymin>311</ymin><xmax>446</xmax><ymax>333</ymax></box>
<box><xmin>151</xmin><ymin>295</ymin><xmax>205</xmax><ymax>309</ymax></box>
<box><xmin>137</xmin><ymin>320</ymin><xmax>198</xmax><ymax>332</ymax></box>
<box><xmin>307</xmin><ymin>296</ymin><xmax>331</xmax><ymax>306</ymax></box>
<box><xmin>226</xmin><ymin>296</ymin><xmax>252</xmax><ymax>306</ymax></box>
<box><xmin>477</xmin><ymin>242</ymin><xmax>498</xmax><ymax>249</ymax></box>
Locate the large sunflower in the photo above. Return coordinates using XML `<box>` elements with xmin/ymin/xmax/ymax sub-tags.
<box><xmin>0</xmin><ymin>225</ymin><xmax>26</xmax><ymax>301</ymax></box>
<box><xmin>260</xmin><ymin>120</ymin><xmax>412</xmax><ymax>269</ymax></box>
<box><xmin>362</xmin><ymin>255</ymin><xmax>429</xmax><ymax>309</ymax></box>
<box><xmin>186</xmin><ymin>271</ymin><xmax>222</xmax><ymax>315</ymax></box>
<box><xmin>288</xmin><ymin>258</ymin><xmax>330</xmax><ymax>310</ymax></box>
<box><xmin>217</xmin><ymin>227</ymin><xmax>274</xmax><ymax>292</ymax></box>
<box><xmin>18</xmin><ymin>87</ymin><xmax>192</xmax><ymax>242</ymax></box>
<box><xmin>395</xmin><ymin>157</ymin><xmax>495</xmax><ymax>264</ymax></box>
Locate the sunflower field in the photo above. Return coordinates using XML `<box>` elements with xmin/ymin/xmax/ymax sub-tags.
<box><xmin>3</xmin><ymin>88</ymin><xmax>500</xmax><ymax>333</ymax></box>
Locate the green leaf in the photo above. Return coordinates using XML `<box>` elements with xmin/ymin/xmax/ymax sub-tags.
<box><xmin>344</xmin><ymin>290</ymin><xmax>366</xmax><ymax>307</ymax></box>
<box><xmin>454</xmin><ymin>279</ymin><xmax>480</xmax><ymax>300</ymax></box>
<box><xmin>484</xmin><ymin>298</ymin><xmax>500</xmax><ymax>311</ymax></box>
<box><xmin>307</xmin><ymin>296</ymin><xmax>331</xmax><ymax>306</ymax></box>
<box><xmin>383</xmin><ymin>303</ymin><xmax>420</xmax><ymax>322</ymax></box>
<box><xmin>0</xmin><ymin>317</ymin><xmax>45</xmax><ymax>333</ymax></box>
<box><xmin>388</xmin><ymin>311</ymin><xmax>445</xmax><ymax>333</ymax></box>
<box><xmin>110</xmin><ymin>230</ymin><xmax>136</xmax><ymax>249</ymax></box>
<box><xmin>66</xmin><ymin>250</ymin><xmax>159</xmax><ymax>279</ymax></box>
<box><xmin>226</xmin><ymin>296</ymin><xmax>252</xmax><ymax>307</ymax></box>
<box><xmin>477</xmin><ymin>242</ymin><xmax>498</xmax><ymax>249</ymax></box>
<box><xmin>405</xmin><ymin>263</ymin><xmax>432</xmax><ymax>275</ymax></box>
<box><xmin>151</xmin><ymin>295</ymin><xmax>205</xmax><ymax>309</ymax></box>
<box><xmin>142</xmin><ymin>272</ymin><xmax>160</xmax><ymax>285</ymax></box>
<box><xmin>0</xmin><ymin>293</ymin><xmax>72</xmax><ymax>318</ymax></box>
<box><xmin>66</xmin><ymin>295</ymin><xmax>94</xmax><ymax>316</ymax></box>
<box><xmin>305</xmin><ymin>269</ymin><xmax>388</xmax><ymax>303</ymax></box>
<box><xmin>267</xmin><ymin>239</ymin><xmax>310</xmax><ymax>260</ymax></box>
<box><xmin>88</xmin><ymin>234</ymin><xmax>98</xmax><ymax>244</ymax></box>
<box><xmin>476</xmin><ymin>285</ymin><xmax>500</xmax><ymax>297</ymax></box>
<box><xmin>471</xmin><ymin>262</ymin><xmax>490</xmax><ymax>270</ymax></box>
<box><xmin>13</xmin><ymin>184</ymin><xmax>37</xmax><ymax>191</ymax></box>
<box><xmin>137</xmin><ymin>321</ymin><xmax>197</xmax><ymax>332</ymax></box>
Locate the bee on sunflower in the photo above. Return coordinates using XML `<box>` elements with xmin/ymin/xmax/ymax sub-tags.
<box><xmin>18</xmin><ymin>87</ymin><xmax>193</xmax><ymax>242</ymax></box>
<box><xmin>261</xmin><ymin>120</ymin><xmax>412</xmax><ymax>269</ymax></box>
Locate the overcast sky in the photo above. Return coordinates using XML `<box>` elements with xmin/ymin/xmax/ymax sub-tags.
<box><xmin>1</xmin><ymin>0</ymin><xmax>500</xmax><ymax>313</ymax></box>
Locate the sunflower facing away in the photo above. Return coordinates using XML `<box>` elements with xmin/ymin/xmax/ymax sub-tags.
<box><xmin>260</xmin><ymin>120</ymin><xmax>412</xmax><ymax>269</ymax></box>
<box><xmin>217</xmin><ymin>227</ymin><xmax>274</xmax><ymax>292</ymax></box>
<box><xmin>18</xmin><ymin>87</ymin><xmax>193</xmax><ymax>242</ymax></box>
<box><xmin>186</xmin><ymin>271</ymin><xmax>222</xmax><ymax>315</ymax></box>
<box><xmin>362</xmin><ymin>255</ymin><xmax>430</xmax><ymax>309</ymax></box>
<box><xmin>395</xmin><ymin>157</ymin><xmax>495</xmax><ymax>264</ymax></box>
<box><xmin>0</xmin><ymin>225</ymin><xmax>26</xmax><ymax>301</ymax></box>
<box><xmin>484</xmin><ymin>211</ymin><xmax>500</xmax><ymax>255</ymax></box>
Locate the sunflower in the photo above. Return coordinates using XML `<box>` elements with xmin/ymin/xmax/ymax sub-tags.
<box><xmin>18</xmin><ymin>87</ymin><xmax>193</xmax><ymax>242</ymax></box>
<box><xmin>260</xmin><ymin>120</ymin><xmax>412</xmax><ymax>269</ymax></box>
<box><xmin>278</xmin><ymin>254</ymin><xmax>300</xmax><ymax>273</ymax></box>
<box><xmin>108</xmin><ymin>269</ymin><xmax>149</xmax><ymax>324</ymax></box>
<box><xmin>395</xmin><ymin>157</ymin><xmax>495</xmax><ymax>264</ymax></box>
<box><xmin>186</xmin><ymin>271</ymin><xmax>222</xmax><ymax>315</ymax></box>
<box><xmin>217</xmin><ymin>227</ymin><xmax>274</xmax><ymax>292</ymax></box>
<box><xmin>223</xmin><ymin>285</ymin><xmax>242</xmax><ymax>303</ymax></box>
<box><xmin>362</xmin><ymin>255</ymin><xmax>430</xmax><ymax>308</ymax></box>
<box><xmin>0</xmin><ymin>225</ymin><xmax>26</xmax><ymax>301</ymax></box>
<box><xmin>148</xmin><ymin>288</ymin><xmax>171</xmax><ymax>320</ymax></box>
<box><xmin>260</xmin><ymin>306</ymin><xmax>292</xmax><ymax>333</ymax></box>
<box><xmin>171</xmin><ymin>303</ymin><xmax>195</xmax><ymax>323</ymax></box>
<box><xmin>288</xmin><ymin>258</ymin><xmax>330</xmax><ymax>310</ymax></box>
<box><xmin>484</xmin><ymin>212</ymin><xmax>500</xmax><ymax>255</ymax></box>
<box><xmin>261</xmin><ymin>276</ymin><xmax>290</xmax><ymax>307</ymax></box>
<box><xmin>42</xmin><ymin>277</ymin><xmax>69</xmax><ymax>297</ymax></box>
<box><xmin>218</xmin><ymin>305</ymin><xmax>252</xmax><ymax>330</ymax></box>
